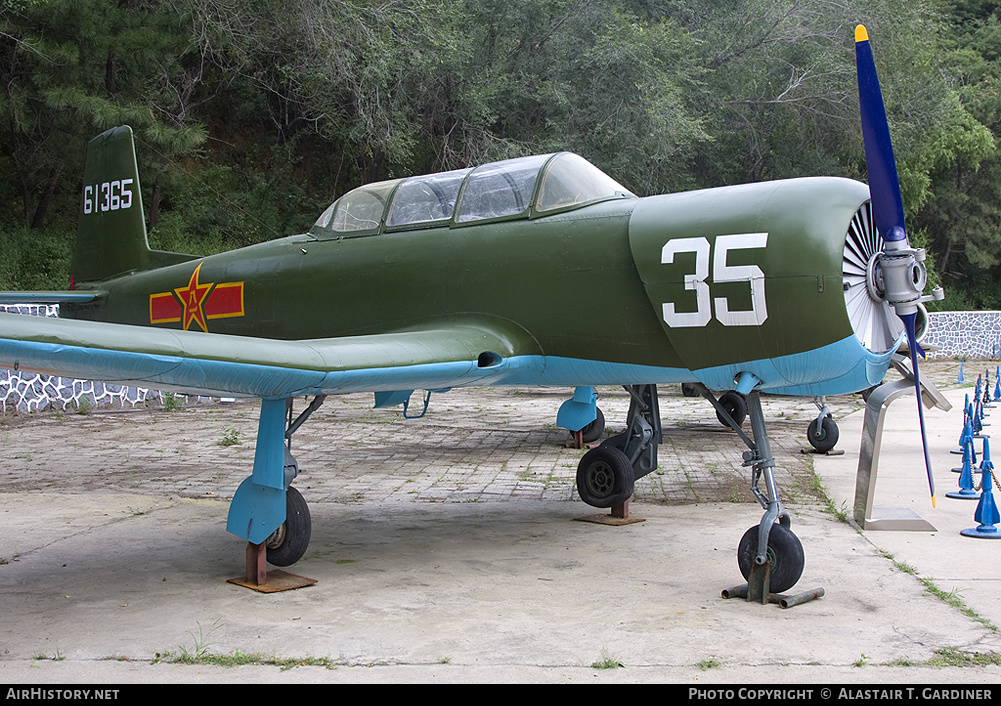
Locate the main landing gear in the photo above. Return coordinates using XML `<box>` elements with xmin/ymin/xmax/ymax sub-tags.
<box><xmin>226</xmin><ymin>396</ymin><xmax>324</xmax><ymax>592</ymax></box>
<box><xmin>575</xmin><ymin>384</ymin><xmax>661</xmax><ymax>511</ymax></box>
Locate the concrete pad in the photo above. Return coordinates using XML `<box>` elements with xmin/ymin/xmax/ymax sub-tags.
<box><xmin>816</xmin><ymin>382</ymin><xmax>1001</xmax><ymax>636</ymax></box>
<box><xmin>2</xmin><ymin>363</ymin><xmax>1001</xmax><ymax>683</ymax></box>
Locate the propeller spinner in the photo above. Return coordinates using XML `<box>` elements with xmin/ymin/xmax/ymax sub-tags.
<box><xmin>855</xmin><ymin>24</ymin><xmax>945</xmax><ymax>505</ymax></box>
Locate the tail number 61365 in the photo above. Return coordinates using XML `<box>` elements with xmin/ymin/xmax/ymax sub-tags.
<box><xmin>661</xmin><ymin>233</ymin><xmax>768</xmax><ymax>328</ymax></box>
<box><xmin>82</xmin><ymin>179</ymin><xmax>134</xmax><ymax>214</ymax></box>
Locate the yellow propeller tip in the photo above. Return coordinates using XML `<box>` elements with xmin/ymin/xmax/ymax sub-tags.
<box><xmin>932</xmin><ymin>495</ymin><xmax>937</xmax><ymax>508</ymax></box>
<box><xmin>855</xmin><ymin>25</ymin><xmax>869</xmax><ymax>43</ymax></box>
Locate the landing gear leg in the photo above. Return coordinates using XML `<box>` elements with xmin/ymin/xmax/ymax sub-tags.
<box><xmin>807</xmin><ymin>396</ymin><xmax>839</xmax><ymax>453</ymax></box>
<box><xmin>719</xmin><ymin>390</ymin><xmax>821</xmax><ymax>606</ymax></box>
<box><xmin>559</xmin><ymin>386</ymin><xmax>605</xmax><ymax>448</ymax></box>
<box><xmin>226</xmin><ymin>396</ymin><xmax>324</xmax><ymax>592</ymax></box>
<box><xmin>576</xmin><ymin>384</ymin><xmax>660</xmax><ymax>521</ymax></box>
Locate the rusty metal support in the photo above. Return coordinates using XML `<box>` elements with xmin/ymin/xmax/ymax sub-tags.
<box><xmin>721</xmin><ymin>582</ymin><xmax>825</xmax><ymax>608</ymax></box>
<box><xmin>227</xmin><ymin>541</ymin><xmax>318</xmax><ymax>593</ymax></box>
<box><xmin>574</xmin><ymin>499</ymin><xmax>645</xmax><ymax>526</ymax></box>
<box><xmin>246</xmin><ymin>541</ymin><xmax>267</xmax><ymax>586</ymax></box>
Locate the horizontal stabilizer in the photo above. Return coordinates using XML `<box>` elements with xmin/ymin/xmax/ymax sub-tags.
<box><xmin>0</xmin><ymin>291</ymin><xmax>104</xmax><ymax>305</ymax></box>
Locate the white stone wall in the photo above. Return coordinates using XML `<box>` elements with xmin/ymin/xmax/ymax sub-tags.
<box><xmin>924</xmin><ymin>311</ymin><xmax>1001</xmax><ymax>360</ymax></box>
<box><xmin>0</xmin><ymin>305</ymin><xmax>173</xmax><ymax>413</ymax></box>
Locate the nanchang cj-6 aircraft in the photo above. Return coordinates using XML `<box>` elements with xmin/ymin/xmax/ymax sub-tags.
<box><xmin>0</xmin><ymin>27</ymin><xmax>942</xmax><ymax>594</ymax></box>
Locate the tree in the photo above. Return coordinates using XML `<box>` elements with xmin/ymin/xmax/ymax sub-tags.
<box><xmin>0</xmin><ymin>0</ymin><xmax>206</xmax><ymax>229</ymax></box>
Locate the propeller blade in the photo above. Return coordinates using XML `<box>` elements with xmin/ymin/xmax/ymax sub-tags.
<box><xmin>855</xmin><ymin>24</ymin><xmax>936</xmax><ymax>506</ymax></box>
<box><xmin>855</xmin><ymin>25</ymin><xmax>907</xmax><ymax>245</ymax></box>
<box><xmin>900</xmin><ymin>311</ymin><xmax>936</xmax><ymax>507</ymax></box>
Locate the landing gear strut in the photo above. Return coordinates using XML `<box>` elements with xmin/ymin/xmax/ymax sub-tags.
<box><xmin>705</xmin><ymin>387</ymin><xmax>820</xmax><ymax>605</ymax></box>
<box><xmin>226</xmin><ymin>396</ymin><xmax>325</xmax><ymax>592</ymax></box>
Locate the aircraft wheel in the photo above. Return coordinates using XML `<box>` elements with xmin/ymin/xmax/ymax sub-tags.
<box><xmin>716</xmin><ymin>391</ymin><xmax>747</xmax><ymax>427</ymax></box>
<box><xmin>681</xmin><ymin>382</ymin><xmax>700</xmax><ymax>398</ymax></box>
<box><xmin>579</xmin><ymin>407</ymin><xmax>605</xmax><ymax>444</ymax></box>
<box><xmin>265</xmin><ymin>486</ymin><xmax>311</xmax><ymax>567</ymax></box>
<box><xmin>737</xmin><ymin>523</ymin><xmax>804</xmax><ymax>594</ymax></box>
<box><xmin>807</xmin><ymin>415</ymin><xmax>839</xmax><ymax>453</ymax></box>
<box><xmin>576</xmin><ymin>445</ymin><xmax>634</xmax><ymax>508</ymax></box>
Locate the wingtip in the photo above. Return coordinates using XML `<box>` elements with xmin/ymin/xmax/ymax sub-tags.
<box><xmin>855</xmin><ymin>24</ymin><xmax>869</xmax><ymax>43</ymax></box>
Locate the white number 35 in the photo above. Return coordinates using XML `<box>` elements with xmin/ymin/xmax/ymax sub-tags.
<box><xmin>661</xmin><ymin>233</ymin><xmax>768</xmax><ymax>328</ymax></box>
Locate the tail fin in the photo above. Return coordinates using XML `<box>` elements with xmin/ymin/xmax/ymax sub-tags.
<box><xmin>71</xmin><ymin>126</ymin><xmax>193</xmax><ymax>286</ymax></box>
<box><xmin>71</xmin><ymin>126</ymin><xmax>152</xmax><ymax>284</ymax></box>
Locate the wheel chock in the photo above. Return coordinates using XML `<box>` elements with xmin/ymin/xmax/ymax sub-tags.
<box><xmin>227</xmin><ymin>542</ymin><xmax>318</xmax><ymax>593</ymax></box>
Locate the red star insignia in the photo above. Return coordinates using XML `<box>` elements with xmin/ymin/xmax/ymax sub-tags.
<box><xmin>174</xmin><ymin>263</ymin><xmax>214</xmax><ymax>332</ymax></box>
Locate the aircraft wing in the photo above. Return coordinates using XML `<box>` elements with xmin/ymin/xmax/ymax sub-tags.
<box><xmin>0</xmin><ymin>312</ymin><xmax>542</xmax><ymax>399</ymax></box>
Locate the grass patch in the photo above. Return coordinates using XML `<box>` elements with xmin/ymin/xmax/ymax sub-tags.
<box><xmin>158</xmin><ymin>650</ymin><xmax>335</xmax><ymax>670</ymax></box>
<box><xmin>928</xmin><ymin>647</ymin><xmax>1001</xmax><ymax>668</ymax></box>
<box><xmin>590</xmin><ymin>648</ymin><xmax>624</xmax><ymax>669</ymax></box>
<box><xmin>877</xmin><ymin>549</ymin><xmax>999</xmax><ymax>634</ymax></box>
<box><xmin>161</xmin><ymin>392</ymin><xmax>184</xmax><ymax>412</ymax></box>
<box><xmin>918</xmin><ymin>577</ymin><xmax>998</xmax><ymax>633</ymax></box>
<box><xmin>219</xmin><ymin>427</ymin><xmax>242</xmax><ymax>446</ymax></box>
<box><xmin>158</xmin><ymin>619</ymin><xmax>335</xmax><ymax>671</ymax></box>
<box><xmin>822</xmin><ymin>496</ymin><xmax>850</xmax><ymax>523</ymax></box>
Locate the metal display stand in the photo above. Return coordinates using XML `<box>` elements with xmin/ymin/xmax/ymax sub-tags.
<box><xmin>853</xmin><ymin>360</ymin><xmax>952</xmax><ymax>531</ymax></box>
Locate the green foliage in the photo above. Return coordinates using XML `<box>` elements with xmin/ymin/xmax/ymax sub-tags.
<box><xmin>0</xmin><ymin>0</ymin><xmax>998</xmax><ymax>307</ymax></box>
<box><xmin>0</xmin><ymin>225</ymin><xmax>72</xmax><ymax>290</ymax></box>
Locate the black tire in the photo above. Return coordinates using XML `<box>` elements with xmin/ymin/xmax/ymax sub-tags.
<box><xmin>266</xmin><ymin>486</ymin><xmax>311</xmax><ymax>567</ymax></box>
<box><xmin>681</xmin><ymin>383</ymin><xmax>700</xmax><ymax>398</ymax></box>
<box><xmin>579</xmin><ymin>407</ymin><xmax>605</xmax><ymax>444</ymax></box>
<box><xmin>807</xmin><ymin>415</ymin><xmax>839</xmax><ymax>453</ymax></box>
<box><xmin>576</xmin><ymin>445</ymin><xmax>635</xmax><ymax>508</ymax></box>
<box><xmin>716</xmin><ymin>391</ymin><xmax>747</xmax><ymax>427</ymax></box>
<box><xmin>737</xmin><ymin>523</ymin><xmax>805</xmax><ymax>594</ymax></box>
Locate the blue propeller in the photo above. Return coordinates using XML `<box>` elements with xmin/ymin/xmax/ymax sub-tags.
<box><xmin>855</xmin><ymin>25</ymin><xmax>940</xmax><ymax>506</ymax></box>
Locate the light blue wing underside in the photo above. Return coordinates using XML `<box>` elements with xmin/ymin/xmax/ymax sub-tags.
<box><xmin>0</xmin><ymin>313</ymin><xmax>542</xmax><ymax>399</ymax></box>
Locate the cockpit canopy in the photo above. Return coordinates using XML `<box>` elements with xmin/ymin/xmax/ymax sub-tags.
<box><xmin>311</xmin><ymin>152</ymin><xmax>633</xmax><ymax>238</ymax></box>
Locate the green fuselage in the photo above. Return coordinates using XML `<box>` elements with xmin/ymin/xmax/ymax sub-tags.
<box><xmin>66</xmin><ymin>175</ymin><xmax>870</xmax><ymax>387</ymax></box>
